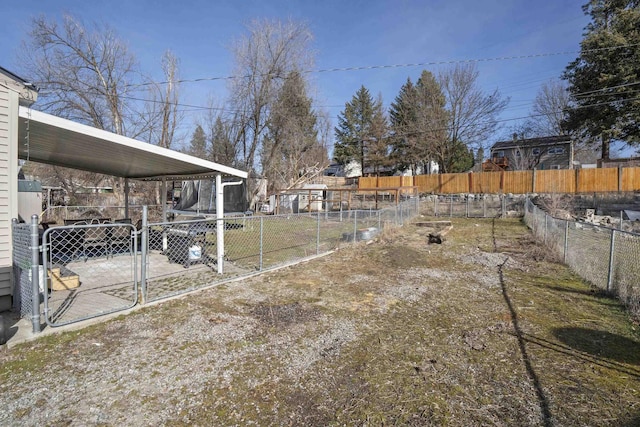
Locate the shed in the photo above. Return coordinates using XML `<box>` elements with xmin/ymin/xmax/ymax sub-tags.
<box><xmin>298</xmin><ymin>184</ymin><xmax>327</xmax><ymax>212</ymax></box>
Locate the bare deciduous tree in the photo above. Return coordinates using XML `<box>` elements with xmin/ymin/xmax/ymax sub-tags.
<box><xmin>528</xmin><ymin>79</ymin><xmax>572</xmax><ymax>137</ymax></box>
<box><xmin>19</xmin><ymin>15</ymin><xmax>167</xmax><ymax>204</ymax></box>
<box><xmin>438</xmin><ymin>64</ymin><xmax>509</xmax><ymax>150</ymax></box>
<box><xmin>227</xmin><ymin>19</ymin><xmax>314</xmax><ymax>204</ymax></box>
<box><xmin>146</xmin><ymin>50</ymin><xmax>181</xmax><ymax>150</ymax></box>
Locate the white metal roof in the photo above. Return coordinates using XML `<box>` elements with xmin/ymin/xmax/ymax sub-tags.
<box><xmin>17</xmin><ymin>107</ymin><xmax>247</xmax><ymax>181</ymax></box>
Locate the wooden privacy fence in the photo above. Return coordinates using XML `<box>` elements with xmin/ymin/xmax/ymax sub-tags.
<box><xmin>359</xmin><ymin>167</ymin><xmax>640</xmax><ymax>194</ymax></box>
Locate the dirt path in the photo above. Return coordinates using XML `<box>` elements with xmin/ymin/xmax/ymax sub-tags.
<box><xmin>1</xmin><ymin>217</ymin><xmax>639</xmax><ymax>426</ymax></box>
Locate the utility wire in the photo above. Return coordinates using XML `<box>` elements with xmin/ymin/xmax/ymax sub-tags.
<box><xmin>51</xmin><ymin>43</ymin><xmax>634</xmax><ymax>89</ymax></box>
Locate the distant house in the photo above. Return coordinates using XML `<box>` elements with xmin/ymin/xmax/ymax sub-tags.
<box><xmin>483</xmin><ymin>136</ymin><xmax>573</xmax><ymax>171</ymax></box>
<box><xmin>324</xmin><ymin>161</ymin><xmax>362</xmax><ymax>178</ymax></box>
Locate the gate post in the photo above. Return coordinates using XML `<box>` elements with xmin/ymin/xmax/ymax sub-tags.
<box><xmin>30</xmin><ymin>215</ymin><xmax>41</xmax><ymax>333</ymax></box>
<box><xmin>140</xmin><ymin>206</ymin><xmax>148</xmax><ymax>304</ymax></box>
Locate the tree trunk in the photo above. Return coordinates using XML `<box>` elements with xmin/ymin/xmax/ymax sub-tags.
<box><xmin>601</xmin><ymin>135</ymin><xmax>610</xmax><ymax>160</ymax></box>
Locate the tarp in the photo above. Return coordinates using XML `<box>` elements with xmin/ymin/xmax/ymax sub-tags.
<box><xmin>173</xmin><ymin>179</ymin><xmax>248</xmax><ymax>213</ymax></box>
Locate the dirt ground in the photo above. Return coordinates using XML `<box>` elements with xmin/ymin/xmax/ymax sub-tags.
<box><xmin>1</xmin><ymin>215</ymin><xmax>639</xmax><ymax>426</ymax></box>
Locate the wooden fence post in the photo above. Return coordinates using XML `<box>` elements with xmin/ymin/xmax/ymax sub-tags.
<box><xmin>468</xmin><ymin>172</ymin><xmax>473</xmax><ymax>194</ymax></box>
<box><xmin>618</xmin><ymin>166</ymin><xmax>623</xmax><ymax>192</ymax></box>
<box><xmin>532</xmin><ymin>169</ymin><xmax>537</xmax><ymax>193</ymax></box>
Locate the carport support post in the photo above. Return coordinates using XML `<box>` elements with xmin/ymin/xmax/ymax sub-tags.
<box><xmin>30</xmin><ymin>215</ymin><xmax>41</xmax><ymax>333</ymax></box>
<box><xmin>124</xmin><ymin>178</ymin><xmax>130</xmax><ymax>219</ymax></box>
<box><xmin>216</xmin><ymin>174</ymin><xmax>225</xmax><ymax>274</ymax></box>
<box><xmin>161</xmin><ymin>178</ymin><xmax>167</xmax><ymax>222</ymax></box>
<box><xmin>216</xmin><ymin>175</ymin><xmax>244</xmax><ymax>274</ymax></box>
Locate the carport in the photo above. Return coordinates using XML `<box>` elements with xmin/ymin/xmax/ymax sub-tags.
<box><xmin>17</xmin><ymin>106</ymin><xmax>248</xmax><ymax>274</ymax></box>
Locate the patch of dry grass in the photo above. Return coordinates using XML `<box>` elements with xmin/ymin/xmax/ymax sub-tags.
<box><xmin>1</xmin><ymin>216</ymin><xmax>639</xmax><ymax>426</ymax></box>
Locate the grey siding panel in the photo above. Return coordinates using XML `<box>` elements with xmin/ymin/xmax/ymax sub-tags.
<box><xmin>0</xmin><ymin>85</ymin><xmax>14</xmax><ymax>298</ymax></box>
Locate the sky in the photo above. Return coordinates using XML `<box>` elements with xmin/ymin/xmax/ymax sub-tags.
<box><xmin>0</xmin><ymin>0</ymin><xmax>595</xmax><ymax>155</ymax></box>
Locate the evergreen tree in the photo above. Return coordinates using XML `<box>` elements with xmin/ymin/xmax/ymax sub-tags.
<box><xmin>334</xmin><ymin>86</ymin><xmax>377</xmax><ymax>174</ymax></box>
<box><xmin>188</xmin><ymin>124</ymin><xmax>207</xmax><ymax>158</ymax></box>
<box><xmin>389</xmin><ymin>71</ymin><xmax>448</xmax><ymax>173</ymax></box>
<box><xmin>389</xmin><ymin>78</ymin><xmax>419</xmax><ymax>173</ymax></box>
<box><xmin>366</xmin><ymin>94</ymin><xmax>392</xmax><ymax>175</ymax></box>
<box><xmin>210</xmin><ymin>117</ymin><xmax>237</xmax><ymax>165</ymax></box>
<box><xmin>563</xmin><ymin>0</ymin><xmax>640</xmax><ymax>158</ymax></box>
<box><xmin>263</xmin><ymin>71</ymin><xmax>326</xmax><ymax>190</ymax></box>
<box><xmin>446</xmin><ymin>141</ymin><xmax>474</xmax><ymax>173</ymax></box>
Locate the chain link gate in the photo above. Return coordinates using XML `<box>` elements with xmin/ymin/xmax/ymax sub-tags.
<box><xmin>41</xmin><ymin>222</ymin><xmax>138</xmax><ymax>327</ymax></box>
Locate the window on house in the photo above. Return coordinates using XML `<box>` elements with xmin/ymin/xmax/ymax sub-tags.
<box><xmin>514</xmin><ymin>150</ymin><xmax>522</xmax><ymax>157</ymax></box>
<box><xmin>548</xmin><ymin>147</ymin><xmax>565</xmax><ymax>154</ymax></box>
<box><xmin>495</xmin><ymin>150</ymin><xmax>505</xmax><ymax>158</ymax></box>
<box><xmin>532</xmin><ymin>148</ymin><xmax>541</xmax><ymax>155</ymax></box>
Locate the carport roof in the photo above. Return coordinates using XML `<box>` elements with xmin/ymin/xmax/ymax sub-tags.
<box><xmin>17</xmin><ymin>107</ymin><xmax>248</xmax><ymax>181</ymax></box>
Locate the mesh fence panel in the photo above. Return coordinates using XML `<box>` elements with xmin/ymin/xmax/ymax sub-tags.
<box><xmin>545</xmin><ymin>216</ymin><xmax>567</xmax><ymax>256</ymax></box>
<box><xmin>524</xmin><ymin>197</ymin><xmax>640</xmax><ymax>317</ymax></box>
<box><xmin>144</xmin><ymin>218</ymin><xmax>224</xmax><ymax>302</ymax></box>
<box><xmin>610</xmin><ymin>231</ymin><xmax>640</xmax><ymax>313</ymax></box>
<box><xmin>12</xmin><ymin>222</ymin><xmax>33</xmax><ymax>318</ymax></box>
<box><xmin>565</xmin><ymin>223</ymin><xmax>612</xmax><ymax>290</ymax></box>
<box><xmin>429</xmin><ymin>195</ymin><xmax>512</xmax><ymax>218</ymax></box>
<box><xmin>143</xmin><ymin>202</ymin><xmax>417</xmax><ymax>303</ymax></box>
<box><xmin>41</xmin><ymin>205</ymin><xmax>162</xmax><ymax>225</ymax></box>
<box><xmin>42</xmin><ymin>223</ymin><xmax>137</xmax><ymax>326</ymax></box>
<box><xmin>231</xmin><ymin>214</ymin><xmax>319</xmax><ymax>271</ymax></box>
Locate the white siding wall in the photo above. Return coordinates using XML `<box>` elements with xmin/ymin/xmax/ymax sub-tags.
<box><xmin>0</xmin><ymin>84</ymin><xmax>19</xmax><ymax>310</ymax></box>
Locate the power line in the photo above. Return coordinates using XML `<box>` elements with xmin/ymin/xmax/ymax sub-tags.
<box><xmin>103</xmin><ymin>43</ymin><xmax>640</xmax><ymax>89</ymax></box>
<box><xmin>574</xmin><ymin>81</ymin><xmax>640</xmax><ymax>97</ymax></box>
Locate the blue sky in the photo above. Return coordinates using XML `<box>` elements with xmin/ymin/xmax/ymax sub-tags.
<box><xmin>0</xmin><ymin>0</ymin><xmax>592</xmax><ymax>153</ymax></box>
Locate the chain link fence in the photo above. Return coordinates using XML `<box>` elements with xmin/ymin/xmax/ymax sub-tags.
<box><xmin>143</xmin><ymin>197</ymin><xmax>420</xmax><ymax>303</ymax></box>
<box><xmin>11</xmin><ymin>221</ymin><xmax>33</xmax><ymax>318</ymax></box>
<box><xmin>13</xmin><ymin>197</ymin><xmax>421</xmax><ymax>329</ymax></box>
<box><xmin>421</xmin><ymin>194</ymin><xmax>525</xmax><ymax>218</ymax></box>
<box><xmin>41</xmin><ymin>205</ymin><xmax>164</xmax><ymax>225</ymax></box>
<box><xmin>524</xmin><ymin>198</ymin><xmax>640</xmax><ymax>317</ymax></box>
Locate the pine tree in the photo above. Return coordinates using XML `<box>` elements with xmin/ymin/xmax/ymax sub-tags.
<box><xmin>366</xmin><ymin>94</ymin><xmax>392</xmax><ymax>175</ymax></box>
<box><xmin>389</xmin><ymin>71</ymin><xmax>448</xmax><ymax>173</ymax></box>
<box><xmin>262</xmin><ymin>71</ymin><xmax>326</xmax><ymax>190</ymax></box>
<box><xmin>334</xmin><ymin>86</ymin><xmax>377</xmax><ymax>174</ymax></box>
<box><xmin>563</xmin><ymin>0</ymin><xmax>640</xmax><ymax>158</ymax></box>
<box><xmin>210</xmin><ymin>117</ymin><xmax>236</xmax><ymax>165</ymax></box>
<box><xmin>188</xmin><ymin>125</ymin><xmax>207</xmax><ymax>159</ymax></box>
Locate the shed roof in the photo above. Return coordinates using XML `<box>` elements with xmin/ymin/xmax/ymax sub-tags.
<box><xmin>17</xmin><ymin>107</ymin><xmax>247</xmax><ymax>181</ymax></box>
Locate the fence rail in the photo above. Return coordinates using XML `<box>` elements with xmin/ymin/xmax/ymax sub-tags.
<box><xmin>359</xmin><ymin>166</ymin><xmax>640</xmax><ymax>195</ymax></box>
<box><xmin>523</xmin><ymin>198</ymin><xmax>640</xmax><ymax>318</ymax></box>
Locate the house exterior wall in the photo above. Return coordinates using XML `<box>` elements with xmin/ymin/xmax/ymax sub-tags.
<box><xmin>491</xmin><ymin>143</ymin><xmax>572</xmax><ymax>171</ymax></box>
<box><xmin>0</xmin><ymin>83</ymin><xmax>18</xmax><ymax>311</ymax></box>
